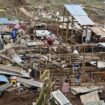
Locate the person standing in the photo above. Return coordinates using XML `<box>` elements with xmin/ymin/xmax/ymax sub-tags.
<box><xmin>10</xmin><ymin>29</ymin><xmax>17</xmax><ymax>43</ymax></box>
<box><xmin>62</xmin><ymin>79</ymin><xmax>69</xmax><ymax>98</ymax></box>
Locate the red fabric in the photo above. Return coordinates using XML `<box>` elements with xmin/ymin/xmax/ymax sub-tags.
<box><xmin>47</xmin><ymin>37</ymin><xmax>53</xmax><ymax>46</ymax></box>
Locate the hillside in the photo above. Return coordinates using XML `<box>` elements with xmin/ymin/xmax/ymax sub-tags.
<box><xmin>0</xmin><ymin>0</ymin><xmax>104</xmax><ymax>23</ymax></box>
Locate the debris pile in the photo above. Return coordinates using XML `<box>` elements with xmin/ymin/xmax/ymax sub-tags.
<box><xmin>0</xmin><ymin>1</ymin><xmax>105</xmax><ymax>105</ymax></box>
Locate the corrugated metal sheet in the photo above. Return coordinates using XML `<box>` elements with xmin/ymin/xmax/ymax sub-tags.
<box><xmin>64</xmin><ymin>4</ymin><xmax>95</xmax><ymax>26</ymax></box>
<box><xmin>75</xmin><ymin>16</ymin><xmax>94</xmax><ymax>26</ymax></box>
<box><xmin>17</xmin><ymin>77</ymin><xmax>43</xmax><ymax>88</ymax></box>
<box><xmin>71</xmin><ymin>86</ymin><xmax>103</xmax><ymax>95</ymax></box>
<box><xmin>64</xmin><ymin>4</ymin><xmax>87</xmax><ymax>16</ymax></box>
<box><xmin>80</xmin><ymin>91</ymin><xmax>99</xmax><ymax>105</ymax></box>
<box><xmin>90</xmin><ymin>26</ymin><xmax>105</xmax><ymax>37</ymax></box>
<box><xmin>51</xmin><ymin>90</ymin><xmax>72</xmax><ymax>105</ymax></box>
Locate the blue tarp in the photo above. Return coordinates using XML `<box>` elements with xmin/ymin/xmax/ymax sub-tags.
<box><xmin>8</xmin><ymin>20</ymin><xmax>19</xmax><ymax>25</ymax></box>
<box><xmin>0</xmin><ymin>18</ymin><xmax>9</xmax><ymax>24</ymax></box>
<box><xmin>0</xmin><ymin>75</ymin><xmax>8</xmax><ymax>82</ymax></box>
<box><xmin>0</xmin><ymin>18</ymin><xmax>20</xmax><ymax>25</ymax></box>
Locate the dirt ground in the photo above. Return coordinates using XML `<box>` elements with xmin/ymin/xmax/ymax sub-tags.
<box><xmin>1</xmin><ymin>87</ymin><xmax>105</xmax><ymax>105</ymax></box>
<box><xmin>0</xmin><ymin>1</ymin><xmax>104</xmax><ymax>105</ymax></box>
<box><xmin>0</xmin><ymin>88</ymin><xmax>83</xmax><ymax>105</ymax></box>
<box><xmin>0</xmin><ymin>90</ymin><xmax>36</xmax><ymax>105</ymax></box>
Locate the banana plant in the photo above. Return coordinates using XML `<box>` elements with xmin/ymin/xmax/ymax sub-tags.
<box><xmin>36</xmin><ymin>69</ymin><xmax>55</xmax><ymax>105</ymax></box>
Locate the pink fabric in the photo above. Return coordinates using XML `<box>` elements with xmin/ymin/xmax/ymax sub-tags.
<box><xmin>14</xmin><ymin>24</ymin><xmax>20</xmax><ymax>29</ymax></box>
<box><xmin>62</xmin><ymin>83</ymin><xmax>69</xmax><ymax>93</ymax></box>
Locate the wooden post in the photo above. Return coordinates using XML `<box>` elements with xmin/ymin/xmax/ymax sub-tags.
<box><xmin>85</xmin><ymin>26</ymin><xmax>89</xmax><ymax>43</ymax></box>
<box><xmin>57</xmin><ymin>16</ymin><xmax>59</xmax><ymax>36</ymax></box>
<box><xmin>71</xmin><ymin>16</ymin><xmax>74</xmax><ymax>44</ymax></box>
<box><xmin>15</xmin><ymin>8</ymin><xmax>21</xmax><ymax>25</ymax></box>
<box><xmin>81</xmin><ymin>53</ymin><xmax>85</xmax><ymax>85</ymax></box>
<box><xmin>82</xmin><ymin>27</ymin><xmax>84</xmax><ymax>43</ymax></box>
<box><xmin>62</xmin><ymin>7</ymin><xmax>65</xmax><ymax>36</ymax></box>
<box><xmin>66</xmin><ymin>12</ymin><xmax>69</xmax><ymax>43</ymax></box>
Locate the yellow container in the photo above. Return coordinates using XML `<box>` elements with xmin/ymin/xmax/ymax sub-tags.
<box><xmin>10</xmin><ymin>76</ymin><xmax>17</xmax><ymax>87</ymax></box>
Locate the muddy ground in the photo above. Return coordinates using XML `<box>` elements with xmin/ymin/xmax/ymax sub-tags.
<box><xmin>0</xmin><ymin>88</ymin><xmax>83</xmax><ymax>105</ymax></box>
<box><xmin>0</xmin><ymin>89</ymin><xmax>36</xmax><ymax>105</ymax></box>
<box><xmin>0</xmin><ymin>87</ymin><xmax>105</xmax><ymax>105</ymax></box>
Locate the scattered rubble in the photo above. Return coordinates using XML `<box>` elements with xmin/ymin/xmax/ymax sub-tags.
<box><xmin>0</xmin><ymin>1</ymin><xmax>104</xmax><ymax>105</ymax></box>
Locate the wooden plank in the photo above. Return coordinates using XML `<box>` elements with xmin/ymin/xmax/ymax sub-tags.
<box><xmin>0</xmin><ymin>70</ymin><xmax>23</xmax><ymax>77</ymax></box>
<box><xmin>0</xmin><ymin>64</ymin><xmax>23</xmax><ymax>74</ymax></box>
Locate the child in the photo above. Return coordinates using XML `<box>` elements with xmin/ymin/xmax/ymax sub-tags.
<box><xmin>62</xmin><ymin>79</ymin><xmax>69</xmax><ymax>97</ymax></box>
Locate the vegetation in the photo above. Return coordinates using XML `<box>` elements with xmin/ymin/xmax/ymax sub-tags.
<box><xmin>36</xmin><ymin>70</ymin><xmax>55</xmax><ymax>105</ymax></box>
